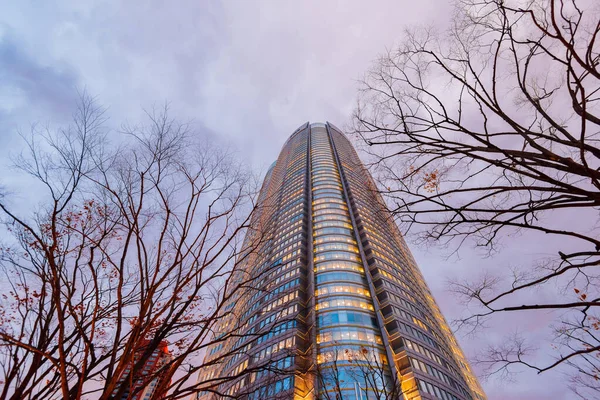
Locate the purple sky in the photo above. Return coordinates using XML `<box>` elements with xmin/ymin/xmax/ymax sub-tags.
<box><xmin>0</xmin><ymin>1</ymin><xmax>575</xmax><ymax>398</ymax></box>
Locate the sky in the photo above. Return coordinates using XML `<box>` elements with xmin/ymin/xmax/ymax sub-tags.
<box><xmin>0</xmin><ymin>1</ymin><xmax>578</xmax><ymax>399</ymax></box>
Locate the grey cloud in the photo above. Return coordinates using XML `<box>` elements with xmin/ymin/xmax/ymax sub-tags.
<box><xmin>0</xmin><ymin>27</ymin><xmax>79</xmax><ymax>124</ymax></box>
<box><xmin>0</xmin><ymin>1</ymin><xmax>579</xmax><ymax>398</ymax></box>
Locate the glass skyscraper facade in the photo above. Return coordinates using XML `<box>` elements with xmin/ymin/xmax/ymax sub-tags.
<box><xmin>114</xmin><ymin>340</ymin><xmax>172</xmax><ymax>400</ymax></box>
<box><xmin>197</xmin><ymin>123</ymin><xmax>486</xmax><ymax>400</ymax></box>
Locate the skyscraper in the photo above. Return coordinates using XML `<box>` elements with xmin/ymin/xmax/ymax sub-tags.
<box><xmin>197</xmin><ymin>123</ymin><xmax>486</xmax><ymax>400</ymax></box>
<box><xmin>113</xmin><ymin>340</ymin><xmax>172</xmax><ymax>400</ymax></box>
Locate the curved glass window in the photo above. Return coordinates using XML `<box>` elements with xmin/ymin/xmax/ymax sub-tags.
<box><xmin>314</xmin><ymin>243</ymin><xmax>359</xmax><ymax>254</ymax></box>
<box><xmin>314</xmin><ymin>208</ymin><xmax>349</xmax><ymax>218</ymax></box>
<box><xmin>312</xmin><ymin>168</ymin><xmax>337</xmax><ymax>174</ymax></box>
<box><xmin>313</xmin><ymin>214</ymin><xmax>350</xmax><ymax>223</ymax></box>
<box><xmin>312</xmin><ymin>179</ymin><xmax>340</xmax><ymax>186</ymax></box>
<box><xmin>312</xmin><ymin>187</ymin><xmax>343</xmax><ymax>194</ymax></box>
<box><xmin>313</xmin><ymin>221</ymin><xmax>353</xmax><ymax>230</ymax></box>
<box><xmin>314</xmin><ymin>235</ymin><xmax>356</xmax><ymax>245</ymax></box>
<box><xmin>316</xmin><ymin>271</ymin><xmax>365</xmax><ymax>284</ymax></box>
<box><xmin>312</xmin><ymin>171</ymin><xmax>339</xmax><ymax>178</ymax></box>
<box><xmin>318</xmin><ymin>345</ymin><xmax>388</xmax><ymax>366</ymax></box>
<box><xmin>312</xmin><ymin>181</ymin><xmax>341</xmax><ymax>188</ymax></box>
<box><xmin>313</xmin><ymin>199</ymin><xmax>346</xmax><ymax>208</ymax></box>
<box><xmin>312</xmin><ymin>165</ymin><xmax>336</xmax><ymax>171</ymax></box>
<box><xmin>312</xmin><ymin>183</ymin><xmax>343</xmax><ymax>191</ymax></box>
<box><xmin>317</xmin><ymin>310</ymin><xmax>378</xmax><ymax>328</ymax></box>
<box><xmin>315</xmin><ymin>260</ymin><xmax>364</xmax><ymax>273</ymax></box>
<box><xmin>316</xmin><ymin>296</ymin><xmax>375</xmax><ymax>312</ymax></box>
<box><xmin>312</xmin><ymin>175</ymin><xmax>339</xmax><ymax>182</ymax></box>
<box><xmin>313</xmin><ymin>197</ymin><xmax>346</xmax><ymax>204</ymax></box>
<box><xmin>313</xmin><ymin>192</ymin><xmax>344</xmax><ymax>200</ymax></box>
<box><xmin>314</xmin><ymin>205</ymin><xmax>348</xmax><ymax>214</ymax></box>
<box><xmin>316</xmin><ymin>283</ymin><xmax>370</xmax><ymax>297</ymax></box>
<box><xmin>312</xmin><ymin>192</ymin><xmax>343</xmax><ymax>199</ymax></box>
<box><xmin>317</xmin><ymin>326</ymin><xmax>382</xmax><ymax>345</ymax></box>
<box><xmin>314</xmin><ymin>251</ymin><xmax>361</xmax><ymax>263</ymax></box>
<box><xmin>314</xmin><ymin>227</ymin><xmax>354</xmax><ymax>237</ymax></box>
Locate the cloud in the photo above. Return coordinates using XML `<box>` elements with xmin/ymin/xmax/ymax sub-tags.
<box><xmin>0</xmin><ymin>26</ymin><xmax>79</xmax><ymax>125</ymax></box>
<box><xmin>0</xmin><ymin>1</ymin><xmax>579</xmax><ymax>398</ymax></box>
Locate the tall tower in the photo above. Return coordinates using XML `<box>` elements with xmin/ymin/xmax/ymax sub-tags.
<box><xmin>113</xmin><ymin>340</ymin><xmax>172</xmax><ymax>400</ymax></box>
<box><xmin>197</xmin><ymin>123</ymin><xmax>486</xmax><ymax>400</ymax></box>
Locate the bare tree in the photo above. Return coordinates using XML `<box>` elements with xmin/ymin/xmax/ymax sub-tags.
<box><xmin>352</xmin><ymin>0</ymin><xmax>600</xmax><ymax>396</ymax></box>
<box><xmin>0</xmin><ymin>93</ymin><xmax>269</xmax><ymax>399</ymax></box>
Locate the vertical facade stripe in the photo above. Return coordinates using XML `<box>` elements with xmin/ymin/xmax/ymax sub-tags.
<box><xmin>326</xmin><ymin>125</ymin><xmax>403</xmax><ymax>393</ymax></box>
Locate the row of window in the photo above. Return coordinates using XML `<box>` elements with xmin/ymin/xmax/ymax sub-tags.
<box><xmin>253</xmin><ymin>336</ymin><xmax>296</xmax><ymax>362</ymax></box>
<box><xmin>314</xmin><ymin>242</ymin><xmax>359</xmax><ymax>254</ymax></box>
<box><xmin>313</xmin><ymin>201</ymin><xmax>347</xmax><ymax>211</ymax></box>
<box><xmin>411</xmin><ymin>357</ymin><xmax>469</xmax><ymax>397</ymax></box>
<box><xmin>383</xmin><ymin>281</ymin><xmax>429</xmax><ymax>321</ymax></box>
<box><xmin>249</xmin><ymin>356</ymin><xmax>294</xmax><ymax>384</ymax></box>
<box><xmin>312</xmin><ymin>184</ymin><xmax>342</xmax><ymax>193</ymax></box>
<box><xmin>316</xmin><ymin>296</ymin><xmax>374</xmax><ymax>312</ymax></box>
<box><xmin>405</xmin><ymin>337</ymin><xmax>446</xmax><ymax>371</ymax></box>
<box><xmin>316</xmin><ymin>271</ymin><xmax>366</xmax><ymax>285</ymax></box>
<box><xmin>374</xmin><ymin>253</ymin><xmax>429</xmax><ymax>306</ymax></box>
<box><xmin>316</xmin><ymin>283</ymin><xmax>370</xmax><ymax>298</ymax></box>
<box><xmin>222</xmin><ymin>341</ymin><xmax>252</xmax><ymax>372</ymax></box>
<box><xmin>314</xmin><ymin>251</ymin><xmax>361</xmax><ymax>263</ymax></box>
<box><xmin>275</xmin><ymin>197</ymin><xmax>303</xmax><ymax>215</ymax></box>
<box><xmin>386</xmin><ymin>290</ymin><xmax>433</xmax><ymax>328</ymax></box>
<box><xmin>314</xmin><ymin>234</ymin><xmax>355</xmax><ymax>245</ymax></box>
<box><xmin>224</xmin><ymin>377</ymin><xmax>246</xmax><ymax>397</ymax></box>
<box><xmin>231</xmin><ymin>358</ymin><xmax>248</xmax><ymax>376</ymax></box>
<box><xmin>208</xmin><ymin>343</ymin><xmax>223</xmax><ymax>355</ymax></box>
<box><xmin>416</xmin><ymin>378</ymin><xmax>470</xmax><ymax>400</ymax></box>
<box><xmin>315</xmin><ymin>260</ymin><xmax>364</xmax><ymax>273</ymax></box>
<box><xmin>275</xmin><ymin>202</ymin><xmax>304</xmax><ymax>224</ymax></box>
<box><xmin>266</xmin><ymin>268</ymin><xmax>299</xmax><ymax>290</ymax></box>
<box><xmin>314</xmin><ymin>226</ymin><xmax>354</xmax><ymax>238</ymax></box>
<box><xmin>313</xmin><ymin>191</ymin><xmax>344</xmax><ymax>200</ymax></box>
<box><xmin>313</xmin><ymin>177</ymin><xmax>342</xmax><ymax>186</ymax></box>
<box><xmin>392</xmin><ymin>305</ymin><xmax>433</xmax><ymax>334</ymax></box>
<box><xmin>258</xmin><ymin>278</ymin><xmax>300</xmax><ymax>308</ymax></box>
<box><xmin>257</xmin><ymin>321</ymin><xmax>297</xmax><ymax>345</ymax></box>
<box><xmin>312</xmin><ymin>183</ymin><xmax>343</xmax><ymax>192</ymax></box>
<box><xmin>246</xmin><ymin>376</ymin><xmax>293</xmax><ymax>400</ymax></box>
<box><xmin>313</xmin><ymin>213</ymin><xmax>349</xmax><ymax>223</ymax></box>
<box><xmin>313</xmin><ymin>220</ymin><xmax>353</xmax><ymax>230</ymax></box>
<box><xmin>270</xmin><ymin>240</ymin><xmax>301</xmax><ymax>262</ymax></box>
<box><xmin>317</xmin><ymin>345</ymin><xmax>387</xmax><ymax>365</ymax></box>
<box><xmin>258</xmin><ymin>303</ymin><xmax>298</xmax><ymax>330</ymax></box>
<box><xmin>271</xmin><ymin>231</ymin><xmax>302</xmax><ymax>254</ymax></box>
<box><xmin>279</xmin><ymin>185</ymin><xmax>304</xmax><ymax>202</ymax></box>
<box><xmin>395</xmin><ymin>320</ymin><xmax>440</xmax><ymax>351</ymax></box>
<box><xmin>263</xmin><ymin>259</ymin><xmax>301</xmax><ymax>289</ymax></box>
<box><xmin>313</xmin><ymin>197</ymin><xmax>346</xmax><ymax>206</ymax></box>
<box><xmin>382</xmin><ymin>281</ymin><xmax>458</xmax><ymax>372</ymax></box>
<box><xmin>261</xmin><ymin>290</ymin><xmax>298</xmax><ymax>315</ymax></box>
<box><xmin>317</xmin><ymin>326</ymin><xmax>383</xmax><ymax>345</ymax></box>
<box><xmin>317</xmin><ymin>309</ymin><xmax>378</xmax><ymax>328</ymax></box>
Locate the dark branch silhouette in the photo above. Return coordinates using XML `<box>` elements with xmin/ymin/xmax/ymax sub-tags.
<box><xmin>353</xmin><ymin>0</ymin><xmax>600</xmax><ymax>397</ymax></box>
<box><xmin>0</xmin><ymin>93</ymin><xmax>273</xmax><ymax>399</ymax></box>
